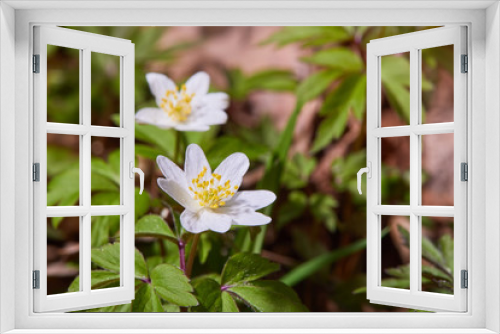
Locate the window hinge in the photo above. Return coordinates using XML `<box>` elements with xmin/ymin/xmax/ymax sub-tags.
<box><xmin>461</xmin><ymin>54</ymin><xmax>468</xmax><ymax>73</ymax></box>
<box><xmin>33</xmin><ymin>163</ymin><xmax>40</xmax><ymax>182</ymax></box>
<box><xmin>33</xmin><ymin>270</ymin><xmax>40</xmax><ymax>289</ymax></box>
<box><xmin>33</xmin><ymin>54</ymin><xmax>40</xmax><ymax>73</ymax></box>
<box><xmin>461</xmin><ymin>270</ymin><xmax>468</xmax><ymax>289</ymax></box>
<box><xmin>461</xmin><ymin>162</ymin><xmax>468</xmax><ymax>181</ymax></box>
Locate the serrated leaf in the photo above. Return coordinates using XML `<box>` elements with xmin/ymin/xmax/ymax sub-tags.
<box><xmin>221</xmin><ymin>253</ymin><xmax>280</xmax><ymax>286</ymax></box>
<box><xmin>191</xmin><ymin>278</ymin><xmax>223</xmax><ymax>312</ymax></box>
<box><xmin>135</xmin><ymin>214</ymin><xmax>176</xmax><ymax>243</ymax></box>
<box><xmin>282</xmin><ymin>154</ymin><xmax>317</xmax><ymax>189</ymax></box>
<box><xmin>310</xmin><ymin>108</ymin><xmax>350</xmax><ymax>153</ymax></box>
<box><xmin>91</xmin><ymin>242</ymin><xmax>149</xmax><ymax>280</ymax></box>
<box><xmin>68</xmin><ymin>270</ymin><xmax>120</xmax><ymax>293</ymax></box>
<box><xmin>422</xmin><ymin>265</ymin><xmax>453</xmax><ymax>283</ymax></box>
<box><xmin>302</xmin><ymin>48</ymin><xmax>363</xmax><ymax>72</ymax></box>
<box><xmin>132</xmin><ymin>283</ymin><xmax>164</xmax><ymax>312</ymax></box>
<box><xmin>296</xmin><ymin>69</ymin><xmax>341</xmax><ymax>103</ymax></box>
<box><xmin>150</xmin><ymin>264</ymin><xmax>198</xmax><ymax>307</ymax></box>
<box><xmin>222</xmin><ymin>291</ymin><xmax>239</xmax><ymax>312</ymax></box>
<box><xmin>422</xmin><ymin>235</ymin><xmax>447</xmax><ymax>269</ymax></box>
<box><xmin>381</xmin><ymin>56</ymin><xmax>410</xmax><ymax>123</ymax></box>
<box><xmin>229</xmin><ymin>280</ymin><xmax>307</xmax><ymax>312</ymax></box>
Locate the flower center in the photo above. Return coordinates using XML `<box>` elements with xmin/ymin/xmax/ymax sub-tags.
<box><xmin>160</xmin><ymin>84</ymin><xmax>195</xmax><ymax>122</ymax></box>
<box><xmin>188</xmin><ymin>167</ymin><xmax>238</xmax><ymax>209</ymax></box>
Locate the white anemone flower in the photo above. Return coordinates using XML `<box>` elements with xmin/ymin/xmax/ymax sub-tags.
<box><xmin>135</xmin><ymin>72</ymin><xmax>229</xmax><ymax>132</ymax></box>
<box><xmin>157</xmin><ymin>144</ymin><xmax>276</xmax><ymax>233</ymax></box>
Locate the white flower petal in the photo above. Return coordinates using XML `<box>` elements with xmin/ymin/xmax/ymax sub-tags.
<box><xmin>196</xmin><ymin>109</ymin><xmax>228</xmax><ymax>126</ymax></box>
<box><xmin>185</xmin><ymin>71</ymin><xmax>210</xmax><ymax>96</ymax></box>
<box><xmin>185</xmin><ymin>144</ymin><xmax>212</xmax><ymax>187</ymax></box>
<box><xmin>173</xmin><ymin>123</ymin><xmax>210</xmax><ymax>132</ymax></box>
<box><xmin>156</xmin><ymin>155</ymin><xmax>187</xmax><ymax>184</ymax></box>
<box><xmin>213</xmin><ymin>152</ymin><xmax>250</xmax><ymax>189</ymax></box>
<box><xmin>200</xmin><ymin>209</ymin><xmax>232</xmax><ymax>233</ymax></box>
<box><xmin>157</xmin><ymin>178</ymin><xmax>199</xmax><ymax>212</ymax></box>
<box><xmin>226</xmin><ymin>190</ymin><xmax>277</xmax><ymax>211</ymax></box>
<box><xmin>203</xmin><ymin>92</ymin><xmax>229</xmax><ymax>110</ymax></box>
<box><xmin>180</xmin><ymin>210</ymin><xmax>209</xmax><ymax>234</ymax></box>
<box><xmin>146</xmin><ymin>73</ymin><xmax>176</xmax><ymax>106</ymax></box>
<box><xmin>231</xmin><ymin>210</ymin><xmax>272</xmax><ymax>227</ymax></box>
<box><xmin>135</xmin><ymin>108</ymin><xmax>176</xmax><ymax>129</ymax></box>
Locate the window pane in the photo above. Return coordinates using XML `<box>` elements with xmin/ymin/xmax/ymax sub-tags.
<box><xmin>91</xmin><ymin>137</ymin><xmax>121</xmax><ymax>206</ymax></box>
<box><xmin>381</xmin><ymin>215</ymin><xmax>410</xmax><ymax>290</ymax></box>
<box><xmin>47</xmin><ymin>134</ymin><xmax>80</xmax><ymax>206</ymax></box>
<box><xmin>47</xmin><ymin>45</ymin><xmax>80</xmax><ymax>124</ymax></box>
<box><xmin>47</xmin><ymin>217</ymin><xmax>80</xmax><ymax>295</ymax></box>
<box><xmin>421</xmin><ymin>45</ymin><xmax>454</xmax><ymax>124</ymax></box>
<box><xmin>422</xmin><ymin>133</ymin><xmax>454</xmax><ymax>206</ymax></box>
<box><xmin>421</xmin><ymin>216</ymin><xmax>454</xmax><ymax>295</ymax></box>
<box><xmin>380</xmin><ymin>52</ymin><xmax>410</xmax><ymax>127</ymax></box>
<box><xmin>381</xmin><ymin>136</ymin><xmax>410</xmax><ymax>205</ymax></box>
<box><xmin>91</xmin><ymin>215</ymin><xmax>121</xmax><ymax>290</ymax></box>
<box><xmin>91</xmin><ymin>52</ymin><xmax>121</xmax><ymax>127</ymax></box>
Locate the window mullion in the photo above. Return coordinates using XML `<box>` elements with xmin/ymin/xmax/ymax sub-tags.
<box><xmin>81</xmin><ymin>47</ymin><xmax>92</xmax><ymax>294</ymax></box>
<box><xmin>409</xmin><ymin>47</ymin><xmax>420</xmax><ymax>294</ymax></box>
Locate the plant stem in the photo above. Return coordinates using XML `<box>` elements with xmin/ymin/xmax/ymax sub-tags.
<box><xmin>174</xmin><ymin>131</ymin><xmax>181</xmax><ymax>164</ymax></box>
<box><xmin>178</xmin><ymin>239</ymin><xmax>186</xmax><ymax>273</ymax></box>
<box><xmin>185</xmin><ymin>233</ymin><xmax>200</xmax><ymax>278</ymax></box>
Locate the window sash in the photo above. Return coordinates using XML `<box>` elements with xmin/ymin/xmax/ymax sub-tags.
<box><xmin>366</xmin><ymin>26</ymin><xmax>468</xmax><ymax>312</ymax></box>
<box><xmin>32</xmin><ymin>26</ymin><xmax>136</xmax><ymax>313</ymax></box>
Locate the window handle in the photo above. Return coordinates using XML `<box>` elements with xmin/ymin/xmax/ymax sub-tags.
<box><xmin>129</xmin><ymin>162</ymin><xmax>145</xmax><ymax>195</ymax></box>
<box><xmin>357</xmin><ymin>162</ymin><xmax>372</xmax><ymax>195</ymax></box>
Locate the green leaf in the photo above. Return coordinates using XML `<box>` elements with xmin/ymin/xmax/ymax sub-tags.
<box><xmin>422</xmin><ymin>234</ymin><xmax>447</xmax><ymax>269</ymax></box>
<box><xmin>135</xmin><ymin>187</ymin><xmax>151</xmax><ymax>219</ymax></box>
<box><xmin>296</xmin><ymin>69</ymin><xmax>341</xmax><ymax>103</ymax></box>
<box><xmin>47</xmin><ymin>146</ymin><xmax>78</xmax><ymax>177</ymax></box>
<box><xmin>206</xmin><ymin>136</ymin><xmax>268</xmax><ymax>167</ymax></box>
<box><xmin>135</xmin><ymin>124</ymin><xmax>176</xmax><ymax>157</ymax></box>
<box><xmin>68</xmin><ymin>270</ymin><xmax>120</xmax><ymax>293</ymax></box>
<box><xmin>150</xmin><ymin>264</ymin><xmax>198</xmax><ymax>307</ymax></box>
<box><xmin>309</xmin><ymin>193</ymin><xmax>338</xmax><ymax>233</ymax></box>
<box><xmin>302</xmin><ymin>48</ymin><xmax>363</xmax><ymax>72</ymax></box>
<box><xmin>191</xmin><ymin>278</ymin><xmax>223</xmax><ymax>312</ymax></box>
<box><xmin>282</xmin><ymin>154</ymin><xmax>317</xmax><ymax>189</ymax></box>
<box><xmin>90</xmin><ymin>242</ymin><xmax>148</xmax><ymax>280</ymax></box>
<box><xmin>380</xmin><ymin>278</ymin><xmax>410</xmax><ymax>290</ymax></box>
<box><xmin>245</xmin><ymin>69</ymin><xmax>297</xmax><ymax>92</ymax></box>
<box><xmin>221</xmin><ymin>252</ymin><xmax>280</xmax><ymax>286</ymax></box>
<box><xmin>91</xmin><ymin>157</ymin><xmax>120</xmax><ymax>185</ymax></box>
<box><xmin>91</xmin><ymin>243</ymin><xmax>121</xmax><ymax>273</ymax></box>
<box><xmin>381</xmin><ymin>56</ymin><xmax>410</xmax><ymax>123</ymax></box>
<box><xmin>422</xmin><ymin>265</ymin><xmax>453</xmax><ymax>283</ymax></box>
<box><xmin>229</xmin><ymin>281</ymin><xmax>308</xmax><ymax>312</ymax></box>
<box><xmin>262</xmin><ymin>26</ymin><xmax>350</xmax><ymax>47</ymax></box>
<box><xmin>439</xmin><ymin>234</ymin><xmax>454</xmax><ymax>274</ymax></box>
<box><xmin>311</xmin><ymin>74</ymin><xmax>366</xmax><ymax>153</ymax></box>
<box><xmin>132</xmin><ymin>283</ymin><xmax>164</xmax><ymax>312</ymax></box>
<box><xmin>135</xmin><ymin>144</ymin><xmax>164</xmax><ymax>161</ymax></box>
<box><xmin>135</xmin><ymin>248</ymin><xmax>149</xmax><ymax>280</ymax></box>
<box><xmin>310</xmin><ymin>109</ymin><xmax>349</xmax><ymax>153</ymax></box>
<box><xmin>47</xmin><ymin>168</ymin><xmax>79</xmax><ymax>209</ymax></box>
<box><xmin>135</xmin><ymin>214</ymin><xmax>176</xmax><ymax>243</ymax></box>
<box><xmin>221</xmin><ymin>292</ymin><xmax>239</xmax><ymax>312</ymax></box>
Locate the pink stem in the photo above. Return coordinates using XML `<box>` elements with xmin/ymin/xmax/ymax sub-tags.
<box><xmin>178</xmin><ymin>240</ymin><xmax>186</xmax><ymax>273</ymax></box>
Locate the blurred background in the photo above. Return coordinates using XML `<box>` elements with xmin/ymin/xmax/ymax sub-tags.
<box><xmin>46</xmin><ymin>26</ymin><xmax>455</xmax><ymax>312</ymax></box>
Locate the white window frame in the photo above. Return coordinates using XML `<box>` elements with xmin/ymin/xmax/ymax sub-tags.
<box><xmin>0</xmin><ymin>1</ymin><xmax>499</xmax><ymax>333</ymax></box>
<box><xmin>33</xmin><ymin>26</ymin><xmax>136</xmax><ymax>313</ymax></box>
<box><xmin>366</xmin><ymin>26</ymin><xmax>467</xmax><ymax>312</ymax></box>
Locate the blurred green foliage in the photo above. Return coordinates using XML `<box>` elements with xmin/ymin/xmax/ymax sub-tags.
<box><xmin>46</xmin><ymin>26</ymin><xmax>455</xmax><ymax>312</ymax></box>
